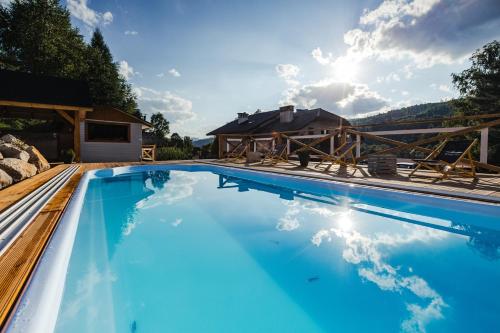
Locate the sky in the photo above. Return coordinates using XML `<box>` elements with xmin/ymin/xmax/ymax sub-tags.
<box><xmin>53</xmin><ymin>0</ymin><xmax>500</xmax><ymax>137</ymax></box>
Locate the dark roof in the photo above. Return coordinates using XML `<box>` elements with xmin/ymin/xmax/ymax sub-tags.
<box><xmin>88</xmin><ymin>106</ymin><xmax>152</xmax><ymax>128</ymax></box>
<box><xmin>0</xmin><ymin>69</ymin><xmax>92</xmax><ymax>108</ymax></box>
<box><xmin>207</xmin><ymin>108</ymin><xmax>350</xmax><ymax>135</ymax></box>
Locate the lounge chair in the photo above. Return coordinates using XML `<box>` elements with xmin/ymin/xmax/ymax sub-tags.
<box><xmin>262</xmin><ymin>143</ymin><xmax>288</xmax><ymax>165</ymax></box>
<box><xmin>225</xmin><ymin>140</ymin><xmax>250</xmax><ymax>161</ymax></box>
<box><xmin>408</xmin><ymin>139</ymin><xmax>478</xmax><ymax>180</ymax></box>
<box><xmin>315</xmin><ymin>140</ymin><xmax>357</xmax><ymax>169</ymax></box>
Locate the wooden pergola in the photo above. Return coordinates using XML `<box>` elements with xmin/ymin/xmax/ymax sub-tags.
<box><xmin>0</xmin><ymin>69</ymin><xmax>94</xmax><ymax>162</ymax></box>
<box><xmin>0</xmin><ymin>100</ymin><xmax>93</xmax><ymax>162</ymax></box>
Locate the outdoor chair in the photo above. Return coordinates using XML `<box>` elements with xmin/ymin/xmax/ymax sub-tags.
<box><xmin>315</xmin><ymin>140</ymin><xmax>358</xmax><ymax>169</ymax></box>
<box><xmin>262</xmin><ymin>143</ymin><xmax>288</xmax><ymax>165</ymax></box>
<box><xmin>408</xmin><ymin>138</ymin><xmax>478</xmax><ymax>180</ymax></box>
<box><xmin>225</xmin><ymin>140</ymin><xmax>251</xmax><ymax>162</ymax></box>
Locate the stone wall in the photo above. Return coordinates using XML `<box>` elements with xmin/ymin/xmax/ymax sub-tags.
<box><xmin>0</xmin><ymin>134</ymin><xmax>50</xmax><ymax>189</ymax></box>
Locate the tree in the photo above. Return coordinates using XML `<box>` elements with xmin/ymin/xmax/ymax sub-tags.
<box><xmin>183</xmin><ymin>136</ymin><xmax>193</xmax><ymax>151</ymax></box>
<box><xmin>150</xmin><ymin>112</ymin><xmax>170</xmax><ymax>139</ymax></box>
<box><xmin>85</xmin><ymin>28</ymin><xmax>138</xmax><ymax>114</ymax></box>
<box><xmin>170</xmin><ymin>133</ymin><xmax>183</xmax><ymax>147</ymax></box>
<box><xmin>452</xmin><ymin>40</ymin><xmax>500</xmax><ymax>164</ymax></box>
<box><xmin>0</xmin><ymin>0</ymin><xmax>88</xmax><ymax>78</ymax></box>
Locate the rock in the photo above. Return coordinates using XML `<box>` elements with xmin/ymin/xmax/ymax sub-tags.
<box><xmin>0</xmin><ymin>158</ymin><xmax>37</xmax><ymax>182</ymax></box>
<box><xmin>0</xmin><ymin>151</ymin><xmax>3</xmax><ymax>160</ymax></box>
<box><xmin>0</xmin><ymin>134</ymin><xmax>28</xmax><ymax>149</ymax></box>
<box><xmin>0</xmin><ymin>169</ymin><xmax>13</xmax><ymax>189</ymax></box>
<box><xmin>26</xmin><ymin>146</ymin><xmax>50</xmax><ymax>173</ymax></box>
<box><xmin>0</xmin><ymin>143</ymin><xmax>30</xmax><ymax>161</ymax></box>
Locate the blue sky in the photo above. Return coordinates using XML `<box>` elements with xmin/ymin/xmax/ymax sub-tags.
<box><xmin>61</xmin><ymin>0</ymin><xmax>500</xmax><ymax>138</ymax></box>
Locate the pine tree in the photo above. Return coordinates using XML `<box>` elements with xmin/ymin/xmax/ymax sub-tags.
<box><xmin>86</xmin><ymin>29</ymin><xmax>138</xmax><ymax>114</ymax></box>
<box><xmin>0</xmin><ymin>0</ymin><xmax>87</xmax><ymax>78</ymax></box>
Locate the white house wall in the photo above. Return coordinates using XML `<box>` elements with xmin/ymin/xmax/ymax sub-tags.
<box><xmin>80</xmin><ymin>121</ymin><xmax>143</xmax><ymax>162</ymax></box>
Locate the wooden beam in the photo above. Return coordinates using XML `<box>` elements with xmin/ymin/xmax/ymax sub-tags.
<box><xmin>73</xmin><ymin>111</ymin><xmax>81</xmax><ymax>162</ymax></box>
<box><xmin>54</xmin><ymin>110</ymin><xmax>74</xmax><ymax>125</ymax></box>
<box><xmin>0</xmin><ymin>100</ymin><xmax>93</xmax><ymax>112</ymax></box>
<box><xmin>366</xmin><ymin>127</ymin><xmax>467</xmax><ymax>136</ymax></box>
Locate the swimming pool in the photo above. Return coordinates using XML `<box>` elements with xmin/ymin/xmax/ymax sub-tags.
<box><xmin>7</xmin><ymin>164</ymin><xmax>500</xmax><ymax>332</ymax></box>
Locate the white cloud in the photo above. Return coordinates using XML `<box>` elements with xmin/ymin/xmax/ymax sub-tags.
<box><xmin>340</xmin><ymin>0</ymin><xmax>500</xmax><ymax>68</ymax></box>
<box><xmin>168</xmin><ymin>68</ymin><xmax>181</xmax><ymax>77</ymax></box>
<box><xmin>124</xmin><ymin>30</ymin><xmax>138</xmax><ymax>36</ymax></box>
<box><xmin>156</xmin><ymin>73</ymin><xmax>165</xmax><ymax>78</ymax></box>
<box><xmin>118</xmin><ymin>60</ymin><xmax>136</xmax><ymax>80</ymax></box>
<box><xmin>66</xmin><ymin>0</ymin><xmax>113</xmax><ymax>27</ymax></box>
<box><xmin>377</xmin><ymin>72</ymin><xmax>401</xmax><ymax>83</ymax></box>
<box><xmin>311</xmin><ymin>47</ymin><xmax>333</xmax><ymax>66</ymax></box>
<box><xmin>102</xmin><ymin>11</ymin><xmax>113</xmax><ymax>25</ymax></box>
<box><xmin>0</xmin><ymin>0</ymin><xmax>13</xmax><ymax>6</ymax></box>
<box><xmin>275</xmin><ymin>64</ymin><xmax>300</xmax><ymax>87</ymax></box>
<box><xmin>438</xmin><ymin>84</ymin><xmax>451</xmax><ymax>93</ymax></box>
<box><xmin>134</xmin><ymin>87</ymin><xmax>195</xmax><ymax>126</ymax></box>
<box><xmin>283</xmin><ymin>79</ymin><xmax>389</xmax><ymax>117</ymax></box>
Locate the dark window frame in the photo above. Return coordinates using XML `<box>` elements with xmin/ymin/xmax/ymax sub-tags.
<box><xmin>85</xmin><ymin>120</ymin><xmax>131</xmax><ymax>143</ymax></box>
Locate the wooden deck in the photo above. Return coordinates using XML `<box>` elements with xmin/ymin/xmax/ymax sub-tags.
<box><xmin>206</xmin><ymin>160</ymin><xmax>500</xmax><ymax>202</ymax></box>
<box><xmin>0</xmin><ymin>159</ymin><xmax>499</xmax><ymax>329</ymax></box>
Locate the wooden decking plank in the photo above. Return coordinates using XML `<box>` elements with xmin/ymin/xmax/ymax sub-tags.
<box><xmin>0</xmin><ymin>165</ymin><xmax>70</xmax><ymax>213</ymax></box>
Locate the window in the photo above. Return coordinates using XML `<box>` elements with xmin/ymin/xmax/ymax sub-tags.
<box><xmin>86</xmin><ymin>121</ymin><xmax>130</xmax><ymax>142</ymax></box>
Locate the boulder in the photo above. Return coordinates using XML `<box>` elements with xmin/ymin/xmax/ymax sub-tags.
<box><xmin>0</xmin><ymin>169</ymin><xmax>13</xmax><ymax>189</ymax></box>
<box><xmin>0</xmin><ymin>158</ymin><xmax>37</xmax><ymax>182</ymax></box>
<box><xmin>0</xmin><ymin>143</ymin><xmax>30</xmax><ymax>161</ymax></box>
<box><xmin>26</xmin><ymin>146</ymin><xmax>50</xmax><ymax>173</ymax></box>
<box><xmin>0</xmin><ymin>134</ymin><xmax>28</xmax><ymax>149</ymax></box>
<box><xmin>0</xmin><ymin>151</ymin><xmax>3</xmax><ymax>159</ymax></box>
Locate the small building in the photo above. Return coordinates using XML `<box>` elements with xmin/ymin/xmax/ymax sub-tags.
<box><xmin>0</xmin><ymin>70</ymin><xmax>151</xmax><ymax>162</ymax></box>
<box><xmin>207</xmin><ymin>105</ymin><xmax>351</xmax><ymax>157</ymax></box>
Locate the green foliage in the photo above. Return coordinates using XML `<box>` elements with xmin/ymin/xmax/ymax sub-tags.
<box><xmin>0</xmin><ymin>1</ymin><xmax>139</xmax><ymax>115</ymax></box>
<box><xmin>149</xmin><ymin>112</ymin><xmax>170</xmax><ymax>139</ymax></box>
<box><xmin>452</xmin><ymin>40</ymin><xmax>500</xmax><ymax>164</ymax></box>
<box><xmin>156</xmin><ymin>146</ymin><xmax>190</xmax><ymax>161</ymax></box>
<box><xmin>0</xmin><ymin>0</ymin><xmax>88</xmax><ymax>78</ymax></box>
<box><xmin>86</xmin><ymin>29</ymin><xmax>138</xmax><ymax>114</ymax></box>
<box><xmin>169</xmin><ymin>132</ymin><xmax>183</xmax><ymax>147</ymax></box>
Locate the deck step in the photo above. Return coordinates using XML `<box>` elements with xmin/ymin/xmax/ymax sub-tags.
<box><xmin>0</xmin><ymin>165</ymin><xmax>80</xmax><ymax>255</ymax></box>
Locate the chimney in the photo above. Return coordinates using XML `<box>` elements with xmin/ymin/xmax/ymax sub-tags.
<box><xmin>279</xmin><ymin>105</ymin><xmax>294</xmax><ymax>123</ymax></box>
<box><xmin>237</xmin><ymin>112</ymin><xmax>249</xmax><ymax>124</ymax></box>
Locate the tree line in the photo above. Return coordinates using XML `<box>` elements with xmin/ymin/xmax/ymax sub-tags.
<box><xmin>0</xmin><ymin>0</ymin><xmax>138</xmax><ymax>115</ymax></box>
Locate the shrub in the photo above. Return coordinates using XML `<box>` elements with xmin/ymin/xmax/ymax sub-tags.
<box><xmin>156</xmin><ymin>147</ymin><xmax>191</xmax><ymax>161</ymax></box>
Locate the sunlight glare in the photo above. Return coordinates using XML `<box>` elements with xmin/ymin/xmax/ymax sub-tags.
<box><xmin>331</xmin><ymin>57</ymin><xmax>359</xmax><ymax>82</ymax></box>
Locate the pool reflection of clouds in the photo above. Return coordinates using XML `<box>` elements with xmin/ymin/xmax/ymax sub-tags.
<box><xmin>301</xmin><ymin>201</ymin><xmax>448</xmax><ymax>333</ymax></box>
<box><xmin>137</xmin><ymin>172</ymin><xmax>198</xmax><ymax>210</ymax></box>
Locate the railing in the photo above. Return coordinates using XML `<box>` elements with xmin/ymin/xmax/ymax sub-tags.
<box><xmin>216</xmin><ymin>113</ymin><xmax>500</xmax><ymax>172</ymax></box>
<box><xmin>141</xmin><ymin>145</ymin><xmax>156</xmax><ymax>161</ymax></box>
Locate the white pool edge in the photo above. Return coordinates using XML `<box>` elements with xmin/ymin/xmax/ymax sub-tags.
<box><xmin>6</xmin><ymin>172</ymin><xmax>91</xmax><ymax>333</ymax></box>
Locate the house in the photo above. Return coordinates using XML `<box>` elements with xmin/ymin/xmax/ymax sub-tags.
<box><xmin>207</xmin><ymin>105</ymin><xmax>351</xmax><ymax>157</ymax></box>
<box><xmin>0</xmin><ymin>69</ymin><xmax>151</xmax><ymax>162</ymax></box>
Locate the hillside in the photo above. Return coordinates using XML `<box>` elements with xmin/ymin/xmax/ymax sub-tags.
<box><xmin>351</xmin><ymin>101</ymin><xmax>454</xmax><ymax>130</ymax></box>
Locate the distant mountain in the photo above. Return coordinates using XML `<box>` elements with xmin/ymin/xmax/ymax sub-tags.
<box><xmin>193</xmin><ymin>137</ymin><xmax>214</xmax><ymax>148</ymax></box>
<box><xmin>351</xmin><ymin>101</ymin><xmax>454</xmax><ymax>130</ymax></box>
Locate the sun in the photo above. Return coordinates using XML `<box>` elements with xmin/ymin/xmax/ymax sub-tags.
<box><xmin>331</xmin><ymin>56</ymin><xmax>359</xmax><ymax>82</ymax></box>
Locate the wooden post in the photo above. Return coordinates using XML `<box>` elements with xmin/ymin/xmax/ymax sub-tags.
<box><xmin>330</xmin><ymin>136</ymin><xmax>335</xmax><ymax>154</ymax></box>
<box><xmin>218</xmin><ymin>135</ymin><xmax>225</xmax><ymax>159</ymax></box>
<box><xmin>356</xmin><ymin>135</ymin><xmax>361</xmax><ymax>158</ymax></box>
<box><xmin>73</xmin><ymin>111</ymin><xmax>80</xmax><ymax>162</ymax></box>
<box><xmin>480</xmin><ymin>128</ymin><xmax>488</xmax><ymax>163</ymax></box>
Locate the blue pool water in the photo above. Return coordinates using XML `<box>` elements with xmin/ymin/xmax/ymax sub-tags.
<box><xmin>13</xmin><ymin>165</ymin><xmax>500</xmax><ymax>332</ymax></box>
